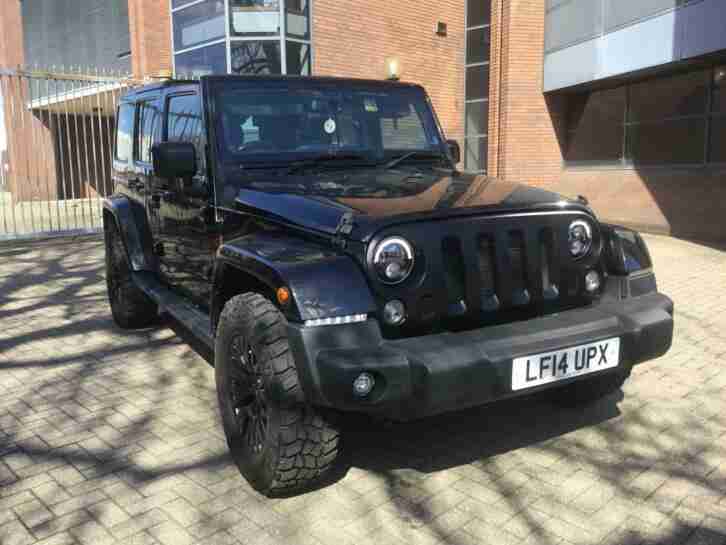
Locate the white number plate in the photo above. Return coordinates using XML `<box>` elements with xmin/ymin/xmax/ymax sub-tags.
<box><xmin>511</xmin><ymin>337</ymin><xmax>620</xmax><ymax>391</ymax></box>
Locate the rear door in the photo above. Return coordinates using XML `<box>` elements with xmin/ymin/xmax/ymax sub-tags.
<box><xmin>155</xmin><ymin>90</ymin><xmax>217</xmax><ymax>308</ymax></box>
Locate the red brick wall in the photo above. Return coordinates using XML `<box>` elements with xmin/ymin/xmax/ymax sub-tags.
<box><xmin>128</xmin><ymin>0</ymin><xmax>173</xmax><ymax>79</ymax></box>
<box><xmin>313</xmin><ymin>0</ymin><xmax>466</xmax><ymax>147</ymax></box>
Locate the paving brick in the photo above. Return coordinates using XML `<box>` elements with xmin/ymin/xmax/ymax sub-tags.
<box><xmin>14</xmin><ymin>499</ymin><xmax>55</xmax><ymax>528</ymax></box>
<box><xmin>0</xmin><ymin>520</ymin><xmax>35</xmax><ymax>545</ymax></box>
<box><xmin>50</xmin><ymin>490</ymin><xmax>107</xmax><ymax>517</ymax></box>
<box><xmin>148</xmin><ymin>521</ymin><xmax>196</xmax><ymax>545</ymax></box>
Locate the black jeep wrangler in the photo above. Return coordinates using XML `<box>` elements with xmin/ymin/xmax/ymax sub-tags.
<box><xmin>104</xmin><ymin>75</ymin><xmax>673</xmax><ymax>496</ymax></box>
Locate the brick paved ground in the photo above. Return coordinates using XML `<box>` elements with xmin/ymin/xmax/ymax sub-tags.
<box><xmin>1</xmin><ymin>234</ymin><xmax>725</xmax><ymax>545</ymax></box>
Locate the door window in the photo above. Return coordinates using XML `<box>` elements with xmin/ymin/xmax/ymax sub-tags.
<box><xmin>135</xmin><ymin>101</ymin><xmax>162</xmax><ymax>164</ymax></box>
<box><xmin>167</xmin><ymin>94</ymin><xmax>205</xmax><ymax>173</ymax></box>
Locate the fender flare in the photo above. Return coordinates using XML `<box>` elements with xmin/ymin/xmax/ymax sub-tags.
<box><xmin>212</xmin><ymin>232</ymin><xmax>377</xmax><ymax>327</ymax></box>
<box><xmin>102</xmin><ymin>195</ymin><xmax>157</xmax><ymax>272</ymax></box>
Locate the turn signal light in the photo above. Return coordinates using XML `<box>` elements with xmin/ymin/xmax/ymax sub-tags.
<box><xmin>276</xmin><ymin>287</ymin><xmax>291</xmax><ymax>306</ymax></box>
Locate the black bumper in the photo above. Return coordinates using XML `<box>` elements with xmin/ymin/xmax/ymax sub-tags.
<box><xmin>287</xmin><ymin>293</ymin><xmax>674</xmax><ymax>421</ymax></box>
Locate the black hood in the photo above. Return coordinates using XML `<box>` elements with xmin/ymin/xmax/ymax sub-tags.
<box><xmin>233</xmin><ymin>170</ymin><xmax>590</xmax><ymax>242</ymax></box>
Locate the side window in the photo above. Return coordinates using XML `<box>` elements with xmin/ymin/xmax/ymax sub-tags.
<box><xmin>115</xmin><ymin>103</ymin><xmax>134</xmax><ymax>162</ymax></box>
<box><xmin>167</xmin><ymin>94</ymin><xmax>205</xmax><ymax>173</ymax></box>
<box><xmin>135</xmin><ymin>101</ymin><xmax>162</xmax><ymax>163</ymax></box>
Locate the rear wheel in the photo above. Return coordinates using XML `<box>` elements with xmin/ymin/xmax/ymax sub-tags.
<box><xmin>548</xmin><ymin>369</ymin><xmax>630</xmax><ymax>408</ymax></box>
<box><xmin>105</xmin><ymin>221</ymin><xmax>157</xmax><ymax>329</ymax></box>
<box><xmin>215</xmin><ymin>293</ymin><xmax>341</xmax><ymax>497</ymax></box>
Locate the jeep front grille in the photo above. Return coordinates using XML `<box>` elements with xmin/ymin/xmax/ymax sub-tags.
<box><xmin>372</xmin><ymin>212</ymin><xmax>595</xmax><ymax>332</ymax></box>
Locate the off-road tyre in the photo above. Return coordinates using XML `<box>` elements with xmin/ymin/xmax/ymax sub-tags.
<box><xmin>548</xmin><ymin>369</ymin><xmax>631</xmax><ymax>408</ymax></box>
<box><xmin>105</xmin><ymin>221</ymin><xmax>158</xmax><ymax>329</ymax></box>
<box><xmin>215</xmin><ymin>293</ymin><xmax>341</xmax><ymax>497</ymax></box>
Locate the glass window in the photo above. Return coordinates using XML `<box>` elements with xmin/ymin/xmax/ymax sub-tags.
<box><xmin>172</xmin><ymin>0</ymin><xmax>198</xmax><ymax>8</ymax></box>
<box><xmin>286</xmin><ymin>41</ymin><xmax>311</xmax><ymax>75</ymax></box>
<box><xmin>285</xmin><ymin>0</ymin><xmax>310</xmax><ymax>40</ymax></box>
<box><xmin>466</xmin><ymin>64</ymin><xmax>490</xmax><ymax>101</ymax></box>
<box><xmin>566</xmin><ymin>87</ymin><xmax>625</xmax><ymax>162</ymax></box>
<box><xmin>115</xmin><ymin>103</ymin><xmax>134</xmax><ymax>162</ymax></box>
<box><xmin>466</xmin><ymin>101</ymin><xmax>488</xmax><ymax>136</ymax></box>
<box><xmin>467</xmin><ymin>0</ymin><xmax>491</xmax><ymax>27</ymax></box>
<box><xmin>627</xmin><ymin>118</ymin><xmax>706</xmax><ymax>164</ymax></box>
<box><xmin>214</xmin><ymin>86</ymin><xmax>439</xmax><ymax>159</ymax></box>
<box><xmin>466</xmin><ymin>26</ymin><xmax>491</xmax><ymax>65</ymax></box>
<box><xmin>709</xmin><ymin>117</ymin><xmax>726</xmax><ymax>163</ymax></box>
<box><xmin>175</xmin><ymin>43</ymin><xmax>227</xmax><ymax>77</ymax></box>
<box><xmin>713</xmin><ymin>67</ymin><xmax>725</xmax><ymax>113</ymax></box>
<box><xmin>230</xmin><ymin>0</ymin><xmax>280</xmax><ymax>37</ymax></box>
<box><xmin>380</xmin><ymin>105</ymin><xmax>429</xmax><ymax>150</ymax></box>
<box><xmin>464</xmin><ymin>136</ymin><xmax>487</xmax><ymax>171</ymax></box>
<box><xmin>629</xmin><ymin>70</ymin><xmax>709</xmax><ymax>122</ymax></box>
<box><xmin>172</xmin><ymin>0</ymin><xmax>226</xmax><ymax>51</ymax></box>
<box><xmin>231</xmin><ymin>41</ymin><xmax>282</xmax><ymax>74</ymax></box>
<box><xmin>135</xmin><ymin>101</ymin><xmax>161</xmax><ymax>163</ymax></box>
<box><xmin>167</xmin><ymin>94</ymin><xmax>205</xmax><ymax>172</ymax></box>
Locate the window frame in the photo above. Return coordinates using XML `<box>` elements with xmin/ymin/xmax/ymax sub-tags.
<box><xmin>133</xmin><ymin>99</ymin><xmax>162</xmax><ymax>166</ymax></box>
<box><xmin>170</xmin><ymin>0</ymin><xmax>314</xmax><ymax>77</ymax></box>
<box><xmin>564</xmin><ymin>65</ymin><xmax>726</xmax><ymax>169</ymax></box>
<box><xmin>463</xmin><ymin>0</ymin><xmax>492</xmax><ymax>174</ymax></box>
<box><xmin>164</xmin><ymin>91</ymin><xmax>207</xmax><ymax>176</ymax></box>
<box><xmin>114</xmin><ymin>102</ymin><xmax>136</xmax><ymax>164</ymax></box>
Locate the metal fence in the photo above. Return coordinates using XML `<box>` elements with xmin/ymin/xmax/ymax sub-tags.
<box><xmin>0</xmin><ymin>67</ymin><xmax>140</xmax><ymax>240</ymax></box>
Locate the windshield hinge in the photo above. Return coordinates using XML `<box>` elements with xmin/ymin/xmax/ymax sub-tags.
<box><xmin>334</xmin><ymin>212</ymin><xmax>354</xmax><ymax>248</ymax></box>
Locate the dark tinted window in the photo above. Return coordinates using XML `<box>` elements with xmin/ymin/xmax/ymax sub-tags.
<box><xmin>115</xmin><ymin>103</ymin><xmax>134</xmax><ymax>162</ymax></box>
<box><xmin>466</xmin><ymin>26</ymin><xmax>491</xmax><ymax>65</ymax></box>
<box><xmin>566</xmin><ymin>88</ymin><xmax>625</xmax><ymax>162</ymax></box>
<box><xmin>167</xmin><ymin>94</ymin><xmax>205</xmax><ymax>172</ymax></box>
<box><xmin>135</xmin><ymin>101</ymin><xmax>161</xmax><ymax>163</ymax></box>
<box><xmin>627</xmin><ymin>118</ymin><xmax>706</xmax><ymax>164</ymax></box>
<box><xmin>710</xmin><ymin>117</ymin><xmax>726</xmax><ymax>163</ymax></box>
<box><xmin>466</xmin><ymin>64</ymin><xmax>490</xmax><ymax>101</ymax></box>
<box><xmin>468</xmin><ymin>0</ymin><xmax>491</xmax><ymax>27</ymax></box>
<box><xmin>629</xmin><ymin>70</ymin><xmax>709</xmax><ymax>122</ymax></box>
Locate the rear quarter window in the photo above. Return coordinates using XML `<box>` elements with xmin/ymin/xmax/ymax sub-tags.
<box><xmin>115</xmin><ymin>103</ymin><xmax>135</xmax><ymax>162</ymax></box>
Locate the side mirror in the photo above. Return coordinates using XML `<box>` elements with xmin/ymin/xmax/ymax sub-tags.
<box><xmin>152</xmin><ymin>142</ymin><xmax>197</xmax><ymax>179</ymax></box>
<box><xmin>446</xmin><ymin>139</ymin><xmax>461</xmax><ymax>164</ymax></box>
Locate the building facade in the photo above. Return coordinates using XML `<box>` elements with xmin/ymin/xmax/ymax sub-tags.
<box><xmin>1</xmin><ymin>0</ymin><xmax>724</xmax><ymax>240</ymax></box>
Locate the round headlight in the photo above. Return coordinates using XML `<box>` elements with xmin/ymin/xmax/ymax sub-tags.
<box><xmin>373</xmin><ymin>237</ymin><xmax>414</xmax><ymax>284</ymax></box>
<box><xmin>569</xmin><ymin>220</ymin><xmax>593</xmax><ymax>259</ymax></box>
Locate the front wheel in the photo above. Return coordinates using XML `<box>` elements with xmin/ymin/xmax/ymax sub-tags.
<box><xmin>215</xmin><ymin>293</ymin><xmax>341</xmax><ymax>496</ymax></box>
<box><xmin>547</xmin><ymin>369</ymin><xmax>631</xmax><ymax>408</ymax></box>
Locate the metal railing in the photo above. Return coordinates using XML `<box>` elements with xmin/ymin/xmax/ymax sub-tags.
<box><xmin>0</xmin><ymin>67</ymin><xmax>141</xmax><ymax>240</ymax></box>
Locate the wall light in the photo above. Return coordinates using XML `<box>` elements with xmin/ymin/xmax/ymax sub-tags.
<box><xmin>715</xmin><ymin>66</ymin><xmax>726</xmax><ymax>87</ymax></box>
<box><xmin>385</xmin><ymin>56</ymin><xmax>402</xmax><ymax>81</ymax></box>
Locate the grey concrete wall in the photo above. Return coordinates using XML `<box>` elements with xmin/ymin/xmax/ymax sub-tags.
<box><xmin>544</xmin><ymin>0</ymin><xmax>726</xmax><ymax>91</ymax></box>
<box><xmin>21</xmin><ymin>0</ymin><xmax>131</xmax><ymax>72</ymax></box>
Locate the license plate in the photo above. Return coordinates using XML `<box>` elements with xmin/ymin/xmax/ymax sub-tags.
<box><xmin>511</xmin><ymin>337</ymin><xmax>620</xmax><ymax>391</ymax></box>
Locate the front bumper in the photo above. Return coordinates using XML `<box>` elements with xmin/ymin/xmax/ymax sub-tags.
<box><xmin>287</xmin><ymin>292</ymin><xmax>674</xmax><ymax>421</ymax></box>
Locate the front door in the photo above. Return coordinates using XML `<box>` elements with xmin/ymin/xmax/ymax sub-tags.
<box><xmin>155</xmin><ymin>91</ymin><xmax>216</xmax><ymax>308</ymax></box>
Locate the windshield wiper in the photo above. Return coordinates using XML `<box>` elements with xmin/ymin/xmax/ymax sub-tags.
<box><xmin>287</xmin><ymin>152</ymin><xmax>374</xmax><ymax>175</ymax></box>
<box><xmin>383</xmin><ymin>150</ymin><xmax>446</xmax><ymax>170</ymax></box>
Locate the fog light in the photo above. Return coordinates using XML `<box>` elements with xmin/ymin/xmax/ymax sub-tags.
<box><xmin>353</xmin><ymin>372</ymin><xmax>375</xmax><ymax>397</ymax></box>
<box><xmin>383</xmin><ymin>300</ymin><xmax>406</xmax><ymax>325</ymax></box>
<box><xmin>585</xmin><ymin>270</ymin><xmax>601</xmax><ymax>293</ymax></box>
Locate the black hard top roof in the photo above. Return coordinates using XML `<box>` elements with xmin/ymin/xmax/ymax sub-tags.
<box><xmin>123</xmin><ymin>74</ymin><xmax>424</xmax><ymax>99</ymax></box>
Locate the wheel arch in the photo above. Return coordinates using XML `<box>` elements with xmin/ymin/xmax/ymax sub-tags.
<box><xmin>102</xmin><ymin>195</ymin><xmax>157</xmax><ymax>272</ymax></box>
<box><xmin>211</xmin><ymin>233</ymin><xmax>377</xmax><ymax>333</ymax></box>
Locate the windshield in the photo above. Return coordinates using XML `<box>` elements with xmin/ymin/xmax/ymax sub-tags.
<box><xmin>213</xmin><ymin>83</ymin><xmax>444</xmax><ymax>165</ymax></box>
